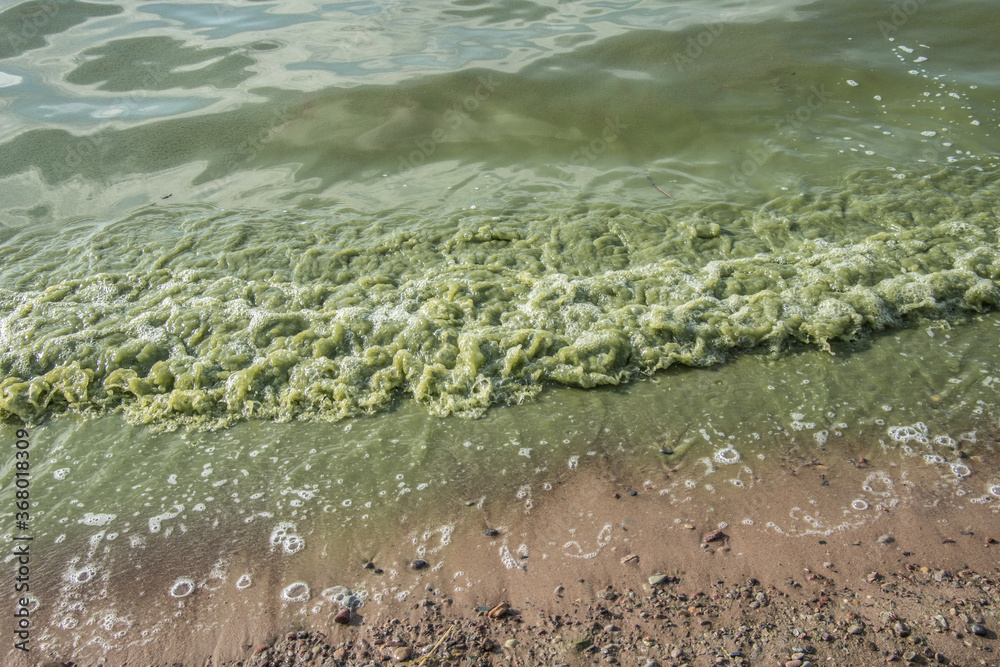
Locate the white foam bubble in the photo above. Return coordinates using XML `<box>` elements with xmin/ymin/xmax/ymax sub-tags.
<box><xmin>568</xmin><ymin>456</ymin><xmax>579</xmax><ymax>469</ymax></box>
<box><xmin>933</xmin><ymin>435</ymin><xmax>957</xmax><ymax>448</ymax></box>
<box><xmin>148</xmin><ymin>505</ymin><xmax>184</xmax><ymax>534</ymax></box>
<box><xmin>499</xmin><ymin>544</ymin><xmax>519</xmax><ymax>569</ymax></box>
<box><xmin>863</xmin><ymin>472</ymin><xmax>894</xmax><ymax>497</ymax></box>
<box><xmin>888</xmin><ymin>423</ymin><xmax>929</xmax><ymax>444</ymax></box>
<box><xmin>53</xmin><ymin>468</ymin><xmax>70</xmax><ymax>480</ymax></box>
<box><xmin>951</xmin><ymin>464</ymin><xmax>970</xmax><ymax>478</ymax></box>
<box><xmin>714</xmin><ymin>447</ymin><xmax>741</xmax><ymax>465</ymax></box>
<box><xmin>282</xmin><ymin>582</ymin><xmax>310</xmax><ymax>602</ymax></box>
<box><xmin>270</xmin><ymin>521</ymin><xmax>305</xmax><ymax>554</ymax></box>
<box><xmin>66</xmin><ymin>564</ymin><xmax>96</xmax><ymax>585</ymax></box>
<box><xmin>283</xmin><ymin>535</ymin><xmax>305</xmax><ymax>554</ymax></box>
<box><xmin>236</xmin><ymin>574</ymin><xmax>252</xmax><ymax>590</ymax></box>
<box><xmin>170</xmin><ymin>578</ymin><xmax>195</xmax><ymax>598</ymax></box>
<box><xmin>851</xmin><ymin>499</ymin><xmax>869</xmax><ymax>511</ymax></box>
<box><xmin>79</xmin><ymin>513</ymin><xmax>116</xmax><ymax>527</ymax></box>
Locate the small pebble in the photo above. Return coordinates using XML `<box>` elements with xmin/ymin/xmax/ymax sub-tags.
<box><xmin>876</xmin><ymin>535</ymin><xmax>894</xmax><ymax>545</ymax></box>
<box><xmin>971</xmin><ymin>623</ymin><xmax>988</xmax><ymax>636</ymax></box>
<box><xmin>409</xmin><ymin>559</ymin><xmax>428</xmax><ymax>570</ymax></box>
<box><xmin>847</xmin><ymin>624</ymin><xmax>864</xmax><ymax>635</ymax></box>
<box><xmin>334</xmin><ymin>608</ymin><xmax>351</xmax><ymax>625</ymax></box>
<box><xmin>648</xmin><ymin>574</ymin><xmax>669</xmax><ymax>586</ymax></box>
<box><xmin>483</xmin><ymin>528</ymin><xmax>500</xmax><ymax>537</ymax></box>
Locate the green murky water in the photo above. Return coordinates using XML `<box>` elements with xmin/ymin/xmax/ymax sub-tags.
<box><xmin>1</xmin><ymin>0</ymin><xmax>1000</xmax><ymax>657</ymax></box>
<box><xmin>1</xmin><ymin>0</ymin><xmax>999</xmax><ymax>427</ymax></box>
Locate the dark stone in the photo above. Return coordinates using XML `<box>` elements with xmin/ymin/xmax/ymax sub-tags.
<box><xmin>483</xmin><ymin>528</ymin><xmax>500</xmax><ymax>537</ymax></box>
<box><xmin>334</xmin><ymin>607</ymin><xmax>351</xmax><ymax>625</ymax></box>
<box><xmin>410</xmin><ymin>559</ymin><xmax>429</xmax><ymax>570</ymax></box>
<box><xmin>971</xmin><ymin>623</ymin><xmax>988</xmax><ymax>636</ymax></box>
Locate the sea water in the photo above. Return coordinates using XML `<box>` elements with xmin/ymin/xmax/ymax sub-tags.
<box><xmin>1</xmin><ymin>0</ymin><xmax>999</xmax><ymax>658</ymax></box>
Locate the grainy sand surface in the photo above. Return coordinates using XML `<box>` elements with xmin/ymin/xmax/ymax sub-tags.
<box><xmin>20</xmin><ymin>438</ymin><xmax>1000</xmax><ymax>667</ymax></box>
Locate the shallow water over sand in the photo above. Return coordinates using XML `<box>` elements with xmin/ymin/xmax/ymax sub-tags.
<box><xmin>6</xmin><ymin>310</ymin><xmax>1000</xmax><ymax>660</ymax></box>
<box><xmin>1</xmin><ymin>0</ymin><xmax>999</xmax><ymax>661</ymax></box>
<box><xmin>2</xmin><ymin>0</ymin><xmax>1000</xmax><ymax>428</ymax></box>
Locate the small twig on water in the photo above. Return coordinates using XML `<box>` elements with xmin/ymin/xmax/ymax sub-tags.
<box><xmin>646</xmin><ymin>174</ymin><xmax>674</xmax><ymax>199</ymax></box>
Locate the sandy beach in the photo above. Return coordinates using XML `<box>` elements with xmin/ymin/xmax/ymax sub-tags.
<box><xmin>20</xmin><ymin>433</ymin><xmax>1000</xmax><ymax>667</ymax></box>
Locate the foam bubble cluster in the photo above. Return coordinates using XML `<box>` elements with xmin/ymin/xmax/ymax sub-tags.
<box><xmin>282</xmin><ymin>582</ymin><xmax>310</xmax><ymax>602</ymax></box>
<box><xmin>321</xmin><ymin>585</ymin><xmax>362</xmax><ymax>609</ymax></box>
<box><xmin>270</xmin><ymin>522</ymin><xmax>305</xmax><ymax>554</ymax></box>
<box><xmin>713</xmin><ymin>447</ymin><xmax>741</xmax><ymax>465</ymax></box>
<box><xmin>66</xmin><ymin>564</ymin><xmax>96</xmax><ymax>585</ymax></box>
<box><xmin>888</xmin><ymin>423</ymin><xmax>929</xmax><ymax>444</ymax></box>
<box><xmin>170</xmin><ymin>578</ymin><xmax>195</xmax><ymax>598</ymax></box>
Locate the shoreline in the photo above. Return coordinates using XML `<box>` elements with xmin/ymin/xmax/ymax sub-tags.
<box><xmin>17</xmin><ymin>436</ymin><xmax>999</xmax><ymax>667</ymax></box>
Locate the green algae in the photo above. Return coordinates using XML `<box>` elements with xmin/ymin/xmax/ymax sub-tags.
<box><xmin>2</xmin><ymin>166</ymin><xmax>998</xmax><ymax>429</ymax></box>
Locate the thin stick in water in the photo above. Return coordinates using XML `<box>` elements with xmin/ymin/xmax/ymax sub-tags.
<box><xmin>646</xmin><ymin>174</ymin><xmax>674</xmax><ymax>199</ymax></box>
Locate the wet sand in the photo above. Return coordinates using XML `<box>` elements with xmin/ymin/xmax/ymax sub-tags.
<box><xmin>19</xmin><ymin>435</ymin><xmax>1000</xmax><ymax>667</ymax></box>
